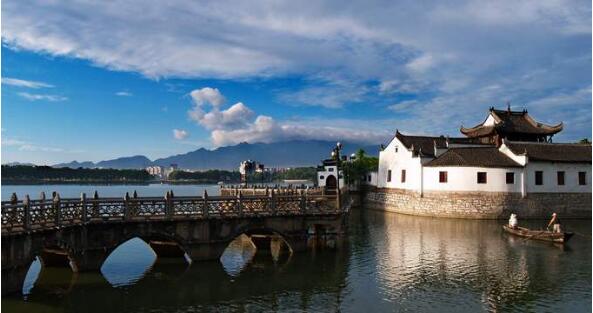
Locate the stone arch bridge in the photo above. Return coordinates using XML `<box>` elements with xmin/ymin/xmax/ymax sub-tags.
<box><xmin>2</xmin><ymin>189</ymin><xmax>350</xmax><ymax>295</ymax></box>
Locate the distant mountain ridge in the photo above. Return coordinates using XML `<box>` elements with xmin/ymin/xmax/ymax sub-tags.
<box><xmin>51</xmin><ymin>140</ymin><xmax>380</xmax><ymax>170</ymax></box>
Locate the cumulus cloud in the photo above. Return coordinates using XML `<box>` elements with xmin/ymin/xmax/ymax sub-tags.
<box><xmin>2</xmin><ymin>77</ymin><xmax>53</xmax><ymax>88</ymax></box>
<box><xmin>190</xmin><ymin>87</ymin><xmax>226</xmax><ymax>107</ymax></box>
<box><xmin>188</xmin><ymin>88</ymin><xmax>390</xmax><ymax>146</ymax></box>
<box><xmin>188</xmin><ymin>87</ymin><xmax>253</xmax><ymax>131</ymax></box>
<box><xmin>17</xmin><ymin>92</ymin><xmax>67</xmax><ymax>102</ymax></box>
<box><xmin>173</xmin><ymin>129</ymin><xmax>189</xmax><ymax>140</ymax></box>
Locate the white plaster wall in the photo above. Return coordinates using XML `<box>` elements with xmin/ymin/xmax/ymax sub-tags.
<box><xmin>423</xmin><ymin>166</ymin><xmax>523</xmax><ymax>193</ymax></box>
<box><xmin>524</xmin><ymin>162</ymin><xmax>591</xmax><ymax>193</ymax></box>
<box><xmin>377</xmin><ymin>137</ymin><xmax>423</xmax><ymax>191</ymax></box>
<box><xmin>317</xmin><ymin>165</ymin><xmax>344</xmax><ymax>188</ymax></box>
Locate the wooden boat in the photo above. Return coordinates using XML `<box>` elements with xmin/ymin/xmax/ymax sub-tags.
<box><xmin>503</xmin><ymin>225</ymin><xmax>573</xmax><ymax>244</ymax></box>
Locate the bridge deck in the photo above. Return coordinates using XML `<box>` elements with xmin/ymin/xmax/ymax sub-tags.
<box><xmin>2</xmin><ymin>190</ymin><xmax>348</xmax><ymax>235</ymax></box>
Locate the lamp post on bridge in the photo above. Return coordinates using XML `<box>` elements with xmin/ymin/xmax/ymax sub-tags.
<box><xmin>331</xmin><ymin>142</ymin><xmax>343</xmax><ymax>210</ymax></box>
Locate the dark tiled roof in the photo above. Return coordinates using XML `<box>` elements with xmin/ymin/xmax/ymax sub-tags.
<box><xmin>320</xmin><ymin>159</ymin><xmax>338</xmax><ymax>167</ymax></box>
<box><xmin>395</xmin><ymin>131</ymin><xmax>446</xmax><ymax>157</ymax></box>
<box><xmin>394</xmin><ymin>131</ymin><xmax>490</xmax><ymax>157</ymax></box>
<box><xmin>425</xmin><ymin>147</ymin><xmax>523</xmax><ymax>168</ymax></box>
<box><xmin>504</xmin><ymin>141</ymin><xmax>592</xmax><ymax>163</ymax></box>
<box><xmin>460</xmin><ymin>107</ymin><xmax>563</xmax><ymax>137</ymax></box>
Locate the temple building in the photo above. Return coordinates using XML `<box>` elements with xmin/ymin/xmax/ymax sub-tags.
<box><xmin>460</xmin><ymin>106</ymin><xmax>563</xmax><ymax>144</ymax></box>
<box><xmin>366</xmin><ymin>106</ymin><xmax>591</xmax><ymax>219</ymax></box>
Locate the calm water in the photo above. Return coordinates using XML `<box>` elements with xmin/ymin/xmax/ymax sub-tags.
<box><xmin>2</xmin><ymin>185</ymin><xmax>591</xmax><ymax>312</ymax></box>
<box><xmin>1</xmin><ymin>183</ymin><xmax>223</xmax><ymax>201</ymax></box>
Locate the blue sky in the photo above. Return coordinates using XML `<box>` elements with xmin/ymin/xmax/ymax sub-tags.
<box><xmin>1</xmin><ymin>0</ymin><xmax>591</xmax><ymax>165</ymax></box>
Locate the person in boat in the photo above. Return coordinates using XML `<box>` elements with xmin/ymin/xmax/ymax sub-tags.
<box><xmin>547</xmin><ymin>213</ymin><xmax>562</xmax><ymax>233</ymax></box>
<box><xmin>508</xmin><ymin>213</ymin><xmax>518</xmax><ymax>229</ymax></box>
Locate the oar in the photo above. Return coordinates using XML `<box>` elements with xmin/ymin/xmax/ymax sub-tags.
<box><xmin>572</xmin><ymin>231</ymin><xmax>592</xmax><ymax>240</ymax></box>
<box><xmin>522</xmin><ymin>229</ymin><xmax>548</xmax><ymax>242</ymax></box>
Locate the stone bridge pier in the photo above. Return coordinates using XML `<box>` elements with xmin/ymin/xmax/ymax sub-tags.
<box><xmin>2</xmin><ymin>214</ymin><xmax>347</xmax><ymax>295</ymax></box>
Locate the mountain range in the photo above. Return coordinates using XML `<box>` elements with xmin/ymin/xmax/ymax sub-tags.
<box><xmin>51</xmin><ymin>140</ymin><xmax>381</xmax><ymax>170</ymax></box>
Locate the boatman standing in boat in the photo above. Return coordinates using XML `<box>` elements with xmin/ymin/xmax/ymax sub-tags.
<box><xmin>508</xmin><ymin>213</ymin><xmax>518</xmax><ymax>229</ymax></box>
<box><xmin>547</xmin><ymin>213</ymin><xmax>562</xmax><ymax>233</ymax></box>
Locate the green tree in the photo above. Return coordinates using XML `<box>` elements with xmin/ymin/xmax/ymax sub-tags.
<box><xmin>343</xmin><ymin>149</ymin><xmax>378</xmax><ymax>187</ymax></box>
<box><xmin>579</xmin><ymin>138</ymin><xmax>590</xmax><ymax>144</ymax></box>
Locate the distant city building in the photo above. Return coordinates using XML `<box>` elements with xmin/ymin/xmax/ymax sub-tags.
<box><xmin>239</xmin><ymin>160</ymin><xmax>265</xmax><ymax>183</ymax></box>
<box><xmin>146</xmin><ymin>166</ymin><xmax>165</xmax><ymax>179</ymax></box>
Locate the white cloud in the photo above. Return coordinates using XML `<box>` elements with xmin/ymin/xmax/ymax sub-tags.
<box><xmin>189</xmin><ymin>87</ymin><xmax>390</xmax><ymax>146</ymax></box>
<box><xmin>17</xmin><ymin>92</ymin><xmax>67</xmax><ymax>102</ymax></box>
<box><xmin>406</xmin><ymin>53</ymin><xmax>435</xmax><ymax>74</ymax></box>
<box><xmin>172</xmin><ymin>129</ymin><xmax>189</xmax><ymax>140</ymax></box>
<box><xmin>278</xmin><ymin>75</ymin><xmax>370</xmax><ymax>108</ymax></box>
<box><xmin>190</xmin><ymin>87</ymin><xmax>226</xmax><ymax>107</ymax></box>
<box><xmin>2</xmin><ymin>77</ymin><xmax>53</xmax><ymax>88</ymax></box>
<box><xmin>2</xmin><ymin>137</ymin><xmax>65</xmax><ymax>152</ymax></box>
<box><xmin>115</xmin><ymin>91</ymin><xmax>132</xmax><ymax>96</ymax></box>
<box><xmin>388</xmin><ymin>100</ymin><xmax>418</xmax><ymax>113</ymax></box>
<box><xmin>2</xmin><ymin>0</ymin><xmax>591</xmax><ymax>140</ymax></box>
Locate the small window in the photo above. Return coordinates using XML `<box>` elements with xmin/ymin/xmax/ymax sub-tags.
<box><xmin>367</xmin><ymin>175</ymin><xmax>371</xmax><ymax>182</ymax></box>
<box><xmin>439</xmin><ymin>171</ymin><xmax>448</xmax><ymax>183</ymax></box>
<box><xmin>506</xmin><ymin>172</ymin><xmax>515</xmax><ymax>184</ymax></box>
<box><xmin>557</xmin><ymin>171</ymin><xmax>565</xmax><ymax>186</ymax></box>
<box><xmin>387</xmin><ymin>170</ymin><xmax>392</xmax><ymax>182</ymax></box>
<box><xmin>535</xmin><ymin>171</ymin><xmax>543</xmax><ymax>185</ymax></box>
<box><xmin>579</xmin><ymin>172</ymin><xmax>587</xmax><ymax>185</ymax></box>
<box><xmin>395</xmin><ymin>146</ymin><xmax>398</xmax><ymax>153</ymax></box>
<box><xmin>477</xmin><ymin>172</ymin><xmax>487</xmax><ymax>184</ymax></box>
<box><xmin>401</xmin><ymin>170</ymin><xmax>406</xmax><ymax>183</ymax></box>
<box><xmin>319</xmin><ymin>175</ymin><xmax>324</xmax><ymax>180</ymax></box>
<box><xmin>328</xmin><ymin>168</ymin><xmax>334</xmax><ymax>172</ymax></box>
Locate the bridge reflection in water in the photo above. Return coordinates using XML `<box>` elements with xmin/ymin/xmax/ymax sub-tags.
<box><xmin>5</xmin><ymin>237</ymin><xmax>350</xmax><ymax>313</ymax></box>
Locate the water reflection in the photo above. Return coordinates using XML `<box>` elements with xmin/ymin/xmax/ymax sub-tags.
<box><xmin>3</xmin><ymin>208</ymin><xmax>591</xmax><ymax>312</ymax></box>
<box><xmin>347</xmin><ymin>209</ymin><xmax>591</xmax><ymax>312</ymax></box>
<box><xmin>101</xmin><ymin>238</ymin><xmax>156</xmax><ymax>287</ymax></box>
<box><xmin>220</xmin><ymin>234</ymin><xmax>257</xmax><ymax>276</ymax></box>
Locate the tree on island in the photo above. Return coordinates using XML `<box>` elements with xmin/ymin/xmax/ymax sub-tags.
<box><xmin>343</xmin><ymin>149</ymin><xmax>378</xmax><ymax>187</ymax></box>
<box><xmin>578</xmin><ymin>138</ymin><xmax>590</xmax><ymax>144</ymax></box>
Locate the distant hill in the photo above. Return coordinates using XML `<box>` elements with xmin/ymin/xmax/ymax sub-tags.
<box><xmin>52</xmin><ymin>140</ymin><xmax>381</xmax><ymax>170</ymax></box>
<box><xmin>53</xmin><ymin>160</ymin><xmax>95</xmax><ymax>168</ymax></box>
<box><xmin>96</xmin><ymin>155</ymin><xmax>152</xmax><ymax>169</ymax></box>
<box><xmin>54</xmin><ymin>155</ymin><xmax>153</xmax><ymax>170</ymax></box>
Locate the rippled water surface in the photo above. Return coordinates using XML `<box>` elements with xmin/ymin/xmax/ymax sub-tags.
<box><xmin>2</xmin><ymin>185</ymin><xmax>591</xmax><ymax>312</ymax></box>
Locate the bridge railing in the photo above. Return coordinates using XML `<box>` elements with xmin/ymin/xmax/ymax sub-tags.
<box><xmin>2</xmin><ymin>189</ymin><xmax>346</xmax><ymax>234</ymax></box>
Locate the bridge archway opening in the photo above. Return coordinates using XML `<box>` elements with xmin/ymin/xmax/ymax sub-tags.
<box><xmin>101</xmin><ymin>237</ymin><xmax>156</xmax><ymax>287</ymax></box>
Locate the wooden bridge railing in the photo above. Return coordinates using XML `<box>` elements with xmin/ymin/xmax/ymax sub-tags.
<box><xmin>2</xmin><ymin>189</ymin><xmax>349</xmax><ymax>234</ymax></box>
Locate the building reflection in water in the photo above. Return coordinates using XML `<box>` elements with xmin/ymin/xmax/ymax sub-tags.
<box><xmin>362</xmin><ymin>209</ymin><xmax>589</xmax><ymax>312</ymax></box>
